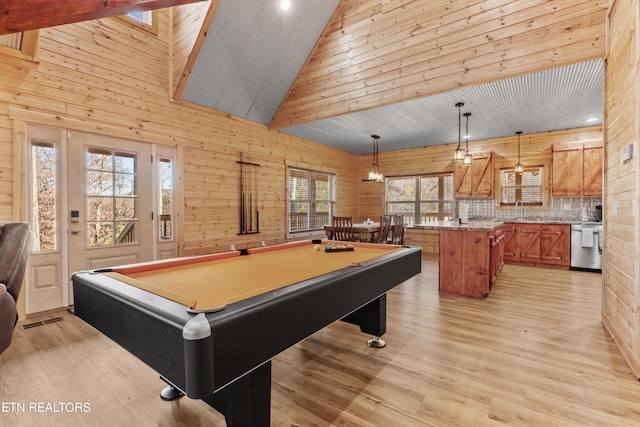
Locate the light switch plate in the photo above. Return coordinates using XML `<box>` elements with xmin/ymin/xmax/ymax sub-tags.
<box><xmin>613</xmin><ymin>202</ymin><xmax>618</xmax><ymax>216</ymax></box>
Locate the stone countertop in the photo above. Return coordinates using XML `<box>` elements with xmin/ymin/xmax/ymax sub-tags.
<box><xmin>409</xmin><ymin>220</ymin><xmax>504</xmax><ymax>232</ymax></box>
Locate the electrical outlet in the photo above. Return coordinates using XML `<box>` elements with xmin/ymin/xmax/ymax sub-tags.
<box><xmin>563</xmin><ymin>204</ymin><xmax>572</xmax><ymax>211</ymax></box>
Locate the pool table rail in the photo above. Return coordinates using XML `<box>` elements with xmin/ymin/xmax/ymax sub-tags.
<box><xmin>72</xmin><ymin>242</ymin><xmax>422</xmax><ymax>426</ymax></box>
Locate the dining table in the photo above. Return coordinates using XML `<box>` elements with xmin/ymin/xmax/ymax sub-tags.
<box><xmin>323</xmin><ymin>222</ymin><xmax>380</xmax><ymax>242</ymax></box>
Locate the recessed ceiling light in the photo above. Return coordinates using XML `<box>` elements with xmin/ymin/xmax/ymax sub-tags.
<box><xmin>585</xmin><ymin>117</ymin><xmax>598</xmax><ymax>122</ymax></box>
<box><xmin>280</xmin><ymin>0</ymin><xmax>290</xmax><ymax>11</ymax></box>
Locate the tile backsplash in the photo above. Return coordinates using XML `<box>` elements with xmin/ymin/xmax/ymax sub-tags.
<box><xmin>460</xmin><ymin>197</ymin><xmax>603</xmax><ymax>222</ymax></box>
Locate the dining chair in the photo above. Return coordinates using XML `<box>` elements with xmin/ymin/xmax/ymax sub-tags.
<box><xmin>390</xmin><ymin>215</ymin><xmax>405</xmax><ymax>245</ymax></box>
<box><xmin>332</xmin><ymin>216</ymin><xmax>355</xmax><ymax>241</ymax></box>
<box><xmin>377</xmin><ymin>215</ymin><xmax>393</xmax><ymax>244</ymax></box>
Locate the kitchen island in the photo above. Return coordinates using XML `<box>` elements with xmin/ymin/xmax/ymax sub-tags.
<box><xmin>411</xmin><ymin>221</ymin><xmax>505</xmax><ymax>298</ymax></box>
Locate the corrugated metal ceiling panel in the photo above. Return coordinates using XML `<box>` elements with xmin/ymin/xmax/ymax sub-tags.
<box><xmin>181</xmin><ymin>0</ymin><xmax>340</xmax><ymax>125</ymax></box>
<box><xmin>282</xmin><ymin>59</ymin><xmax>604</xmax><ymax>154</ymax></box>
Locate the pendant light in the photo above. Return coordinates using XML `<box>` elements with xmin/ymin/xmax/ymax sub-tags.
<box><xmin>514</xmin><ymin>131</ymin><xmax>524</xmax><ymax>173</ymax></box>
<box><xmin>463</xmin><ymin>112</ymin><xmax>473</xmax><ymax>165</ymax></box>
<box><xmin>368</xmin><ymin>134</ymin><xmax>384</xmax><ymax>182</ymax></box>
<box><xmin>453</xmin><ymin>102</ymin><xmax>466</xmax><ymax>161</ymax></box>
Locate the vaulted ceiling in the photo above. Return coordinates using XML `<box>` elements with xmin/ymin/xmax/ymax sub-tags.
<box><xmin>1</xmin><ymin>0</ymin><xmax>607</xmax><ymax>155</ymax></box>
<box><xmin>179</xmin><ymin>0</ymin><xmax>607</xmax><ymax>154</ymax></box>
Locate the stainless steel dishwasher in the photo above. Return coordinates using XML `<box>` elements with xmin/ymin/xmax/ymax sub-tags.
<box><xmin>570</xmin><ymin>223</ymin><xmax>603</xmax><ymax>272</ymax></box>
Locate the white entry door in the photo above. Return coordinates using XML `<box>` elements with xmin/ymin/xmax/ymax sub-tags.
<box><xmin>66</xmin><ymin>131</ymin><xmax>154</xmax><ymax>285</ymax></box>
<box><xmin>25</xmin><ymin>125</ymin><xmax>176</xmax><ymax>314</ymax></box>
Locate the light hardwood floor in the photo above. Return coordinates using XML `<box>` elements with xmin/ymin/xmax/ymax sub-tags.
<box><xmin>1</xmin><ymin>259</ymin><xmax>638</xmax><ymax>426</ymax></box>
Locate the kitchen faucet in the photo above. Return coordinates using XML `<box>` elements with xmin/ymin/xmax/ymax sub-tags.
<box><xmin>515</xmin><ymin>200</ymin><xmax>525</xmax><ymax>218</ymax></box>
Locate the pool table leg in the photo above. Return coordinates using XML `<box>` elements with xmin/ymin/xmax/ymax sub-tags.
<box><xmin>203</xmin><ymin>361</ymin><xmax>271</xmax><ymax>427</ymax></box>
<box><xmin>341</xmin><ymin>294</ymin><xmax>387</xmax><ymax>347</ymax></box>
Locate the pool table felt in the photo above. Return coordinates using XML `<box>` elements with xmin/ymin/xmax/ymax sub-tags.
<box><xmin>104</xmin><ymin>241</ymin><xmax>403</xmax><ymax>311</ymax></box>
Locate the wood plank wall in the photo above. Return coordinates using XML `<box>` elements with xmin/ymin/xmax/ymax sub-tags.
<box><xmin>602</xmin><ymin>0</ymin><xmax>640</xmax><ymax>377</ymax></box>
<box><xmin>357</xmin><ymin>127</ymin><xmax>604</xmax><ymax>221</ymax></box>
<box><xmin>0</xmin><ymin>9</ymin><xmax>359</xmax><ymax>257</ymax></box>
<box><xmin>271</xmin><ymin>0</ymin><xmax>608</xmax><ymax>128</ymax></box>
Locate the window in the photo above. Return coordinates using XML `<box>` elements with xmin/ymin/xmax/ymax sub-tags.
<box><xmin>387</xmin><ymin>173</ymin><xmax>453</xmax><ymax>226</ymax></box>
<box><xmin>158</xmin><ymin>157</ymin><xmax>173</xmax><ymax>240</ymax></box>
<box><xmin>128</xmin><ymin>11</ymin><xmax>153</xmax><ymax>25</ymax></box>
<box><xmin>0</xmin><ymin>30</ymin><xmax>39</xmax><ymax>60</ymax></box>
<box><xmin>288</xmin><ymin>167</ymin><xmax>335</xmax><ymax>233</ymax></box>
<box><xmin>86</xmin><ymin>147</ymin><xmax>139</xmax><ymax>247</ymax></box>
<box><xmin>500</xmin><ymin>166</ymin><xmax>544</xmax><ymax>206</ymax></box>
<box><xmin>30</xmin><ymin>140</ymin><xmax>58</xmax><ymax>252</ymax></box>
<box><xmin>119</xmin><ymin>10</ymin><xmax>158</xmax><ymax>35</ymax></box>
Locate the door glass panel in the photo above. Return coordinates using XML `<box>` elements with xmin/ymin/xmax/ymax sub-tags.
<box><xmin>87</xmin><ymin>197</ymin><xmax>114</xmax><ymax>221</ymax></box>
<box><xmin>115</xmin><ymin>197</ymin><xmax>136</xmax><ymax>219</ymax></box>
<box><xmin>30</xmin><ymin>140</ymin><xmax>57</xmax><ymax>252</ymax></box>
<box><xmin>86</xmin><ymin>147</ymin><xmax>139</xmax><ymax>247</ymax></box>
<box><xmin>88</xmin><ymin>222</ymin><xmax>114</xmax><ymax>246</ymax></box>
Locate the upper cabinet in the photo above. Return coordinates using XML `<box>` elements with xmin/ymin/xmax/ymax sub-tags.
<box><xmin>551</xmin><ymin>142</ymin><xmax>603</xmax><ymax>197</ymax></box>
<box><xmin>454</xmin><ymin>151</ymin><xmax>493</xmax><ymax>199</ymax></box>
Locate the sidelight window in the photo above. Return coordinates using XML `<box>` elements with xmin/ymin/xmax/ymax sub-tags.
<box><xmin>158</xmin><ymin>157</ymin><xmax>173</xmax><ymax>240</ymax></box>
<box><xmin>30</xmin><ymin>140</ymin><xmax>58</xmax><ymax>252</ymax></box>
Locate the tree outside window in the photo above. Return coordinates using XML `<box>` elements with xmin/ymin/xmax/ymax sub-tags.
<box><xmin>387</xmin><ymin>174</ymin><xmax>453</xmax><ymax>226</ymax></box>
<box><xmin>288</xmin><ymin>167</ymin><xmax>335</xmax><ymax>233</ymax></box>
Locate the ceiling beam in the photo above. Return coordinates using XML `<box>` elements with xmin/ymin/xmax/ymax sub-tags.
<box><xmin>0</xmin><ymin>0</ymin><xmax>207</xmax><ymax>35</ymax></box>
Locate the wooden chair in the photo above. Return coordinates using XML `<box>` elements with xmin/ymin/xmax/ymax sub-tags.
<box><xmin>390</xmin><ymin>215</ymin><xmax>405</xmax><ymax>245</ymax></box>
<box><xmin>332</xmin><ymin>216</ymin><xmax>355</xmax><ymax>241</ymax></box>
<box><xmin>377</xmin><ymin>215</ymin><xmax>393</xmax><ymax>244</ymax></box>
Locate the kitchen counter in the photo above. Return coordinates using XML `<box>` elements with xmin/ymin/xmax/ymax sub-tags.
<box><xmin>434</xmin><ymin>223</ymin><xmax>507</xmax><ymax>298</ymax></box>
<box><xmin>410</xmin><ymin>220</ymin><xmax>503</xmax><ymax>232</ymax></box>
<box><xmin>463</xmin><ymin>217</ymin><xmax>602</xmax><ymax>225</ymax></box>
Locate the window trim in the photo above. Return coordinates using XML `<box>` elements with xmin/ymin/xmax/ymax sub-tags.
<box><xmin>0</xmin><ymin>30</ymin><xmax>39</xmax><ymax>61</ymax></box>
<box><xmin>116</xmin><ymin>10</ymin><xmax>159</xmax><ymax>35</ymax></box>
<box><xmin>497</xmin><ymin>164</ymin><xmax>548</xmax><ymax>210</ymax></box>
<box><xmin>286</xmin><ymin>166</ymin><xmax>336</xmax><ymax>238</ymax></box>
<box><xmin>386</xmin><ymin>173</ymin><xmax>454</xmax><ymax>226</ymax></box>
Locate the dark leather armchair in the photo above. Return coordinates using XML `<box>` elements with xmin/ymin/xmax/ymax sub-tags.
<box><xmin>0</xmin><ymin>222</ymin><xmax>31</xmax><ymax>354</ymax></box>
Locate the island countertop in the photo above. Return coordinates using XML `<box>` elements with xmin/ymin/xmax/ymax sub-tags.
<box><xmin>409</xmin><ymin>220</ymin><xmax>504</xmax><ymax>232</ymax></box>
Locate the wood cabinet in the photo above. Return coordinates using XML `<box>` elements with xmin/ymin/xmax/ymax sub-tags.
<box><xmin>454</xmin><ymin>151</ymin><xmax>493</xmax><ymax>198</ymax></box>
<box><xmin>439</xmin><ymin>225</ymin><xmax>505</xmax><ymax>298</ymax></box>
<box><xmin>503</xmin><ymin>223</ymin><xmax>570</xmax><ymax>269</ymax></box>
<box><xmin>502</xmin><ymin>223</ymin><xmax>518</xmax><ymax>262</ymax></box>
<box><xmin>551</xmin><ymin>142</ymin><xmax>603</xmax><ymax>197</ymax></box>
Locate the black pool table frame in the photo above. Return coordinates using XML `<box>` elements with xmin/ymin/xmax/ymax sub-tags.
<box><xmin>73</xmin><ymin>244</ymin><xmax>422</xmax><ymax>426</ymax></box>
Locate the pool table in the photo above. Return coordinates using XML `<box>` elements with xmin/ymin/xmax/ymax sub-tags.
<box><xmin>72</xmin><ymin>240</ymin><xmax>422</xmax><ymax>426</ymax></box>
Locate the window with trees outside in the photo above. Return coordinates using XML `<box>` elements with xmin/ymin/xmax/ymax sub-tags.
<box><xmin>500</xmin><ymin>166</ymin><xmax>544</xmax><ymax>206</ymax></box>
<box><xmin>288</xmin><ymin>167</ymin><xmax>335</xmax><ymax>233</ymax></box>
<box><xmin>86</xmin><ymin>148</ymin><xmax>139</xmax><ymax>247</ymax></box>
<box><xmin>30</xmin><ymin>140</ymin><xmax>58</xmax><ymax>252</ymax></box>
<box><xmin>386</xmin><ymin>173</ymin><xmax>453</xmax><ymax>226</ymax></box>
<box><xmin>158</xmin><ymin>157</ymin><xmax>173</xmax><ymax>240</ymax></box>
